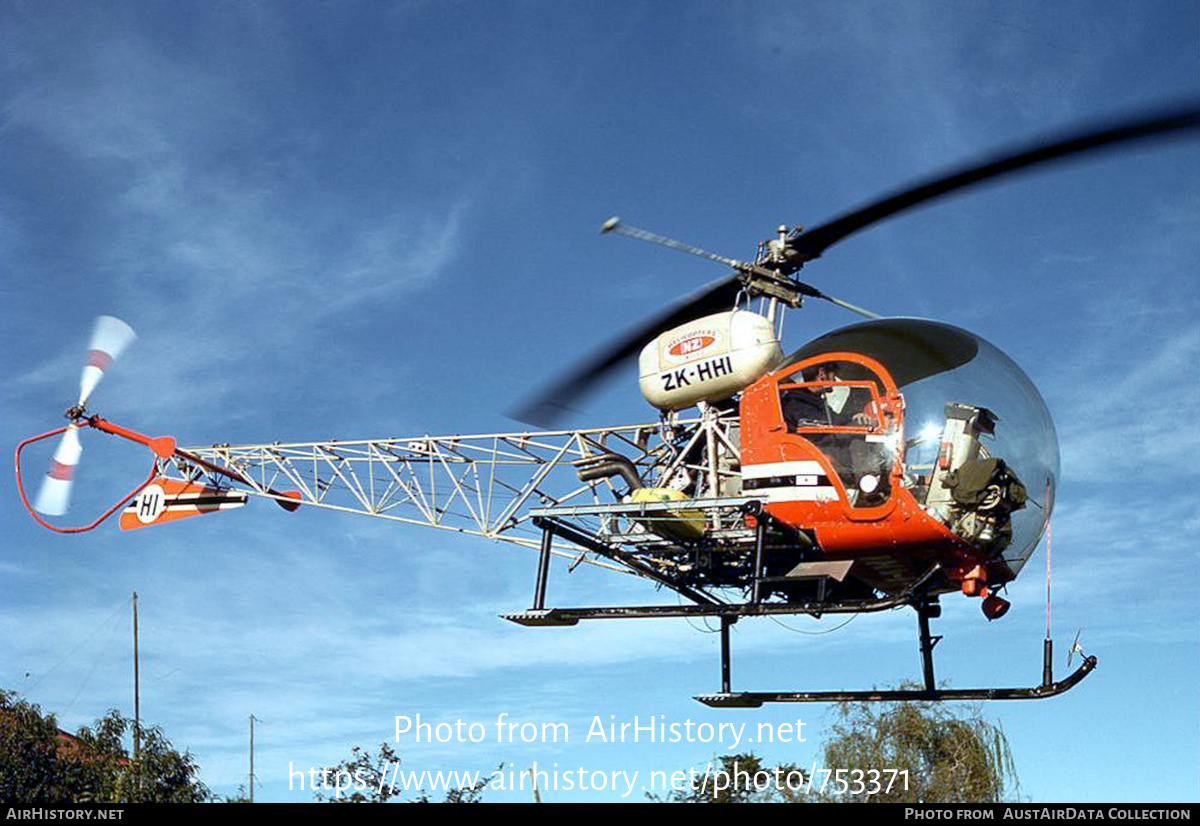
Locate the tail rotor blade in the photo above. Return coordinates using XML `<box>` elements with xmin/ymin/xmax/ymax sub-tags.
<box><xmin>79</xmin><ymin>316</ymin><xmax>136</xmax><ymax>407</ymax></box>
<box><xmin>33</xmin><ymin>425</ymin><xmax>83</xmax><ymax>516</ymax></box>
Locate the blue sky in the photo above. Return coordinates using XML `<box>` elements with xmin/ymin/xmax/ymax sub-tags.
<box><xmin>2</xmin><ymin>0</ymin><xmax>1197</xmax><ymax>803</ymax></box>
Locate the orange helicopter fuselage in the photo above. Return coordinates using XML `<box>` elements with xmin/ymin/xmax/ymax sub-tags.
<box><xmin>739</xmin><ymin>351</ymin><xmax>999</xmax><ymax>598</ymax></box>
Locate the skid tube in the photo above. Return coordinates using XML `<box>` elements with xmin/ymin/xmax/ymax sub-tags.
<box><xmin>696</xmin><ymin>600</ymin><xmax>1098</xmax><ymax>708</ymax></box>
<box><xmin>506</xmin><ymin>517</ymin><xmax>1097</xmax><ymax>706</ymax></box>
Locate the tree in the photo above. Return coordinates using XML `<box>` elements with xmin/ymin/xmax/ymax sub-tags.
<box><xmin>818</xmin><ymin>696</ymin><xmax>1018</xmax><ymax>803</ymax></box>
<box><xmin>314</xmin><ymin>742</ymin><xmax>487</xmax><ymax>803</ymax></box>
<box><xmin>0</xmin><ymin>690</ymin><xmax>210</xmax><ymax>803</ymax></box>
<box><xmin>651</xmin><ymin>698</ymin><xmax>1017</xmax><ymax>804</ymax></box>
<box><xmin>650</xmin><ymin>753</ymin><xmax>808</xmax><ymax>803</ymax></box>
<box><xmin>1</xmin><ymin>689</ymin><xmax>69</xmax><ymax>802</ymax></box>
<box><xmin>222</xmin><ymin>785</ymin><xmax>253</xmax><ymax>803</ymax></box>
<box><xmin>412</xmin><ymin>776</ymin><xmax>487</xmax><ymax>804</ymax></box>
<box><xmin>313</xmin><ymin>742</ymin><xmax>403</xmax><ymax>803</ymax></box>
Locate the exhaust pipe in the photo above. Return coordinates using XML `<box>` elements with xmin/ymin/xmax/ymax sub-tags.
<box><xmin>575</xmin><ymin>453</ymin><xmax>642</xmax><ymax>490</ymax></box>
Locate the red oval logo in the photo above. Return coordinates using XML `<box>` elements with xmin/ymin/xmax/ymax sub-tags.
<box><xmin>669</xmin><ymin>334</ymin><xmax>715</xmax><ymax>358</ymax></box>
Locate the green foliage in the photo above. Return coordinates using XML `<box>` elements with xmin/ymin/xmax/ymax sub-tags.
<box><xmin>314</xmin><ymin>742</ymin><xmax>488</xmax><ymax>803</ymax></box>
<box><xmin>222</xmin><ymin>785</ymin><xmax>253</xmax><ymax>803</ymax></box>
<box><xmin>411</xmin><ymin>774</ymin><xmax>487</xmax><ymax>804</ymax></box>
<box><xmin>1</xmin><ymin>690</ymin><xmax>210</xmax><ymax>803</ymax></box>
<box><xmin>651</xmin><ymin>752</ymin><xmax>808</xmax><ymax>803</ymax></box>
<box><xmin>1</xmin><ymin>690</ymin><xmax>67</xmax><ymax>802</ymax></box>
<box><xmin>314</xmin><ymin>742</ymin><xmax>402</xmax><ymax>803</ymax></box>
<box><xmin>652</xmin><ymin>698</ymin><xmax>1018</xmax><ymax>804</ymax></box>
<box><xmin>819</xmin><ymin>696</ymin><xmax>1018</xmax><ymax>803</ymax></box>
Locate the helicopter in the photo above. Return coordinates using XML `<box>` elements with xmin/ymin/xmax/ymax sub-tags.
<box><xmin>16</xmin><ymin>102</ymin><xmax>1199</xmax><ymax>707</ymax></box>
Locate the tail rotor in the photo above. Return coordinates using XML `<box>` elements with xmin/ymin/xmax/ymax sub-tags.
<box><xmin>76</xmin><ymin>315</ymin><xmax>136</xmax><ymax>413</ymax></box>
<box><xmin>32</xmin><ymin>424</ymin><xmax>83</xmax><ymax>517</ymax></box>
<box><xmin>30</xmin><ymin>316</ymin><xmax>136</xmax><ymax>517</ymax></box>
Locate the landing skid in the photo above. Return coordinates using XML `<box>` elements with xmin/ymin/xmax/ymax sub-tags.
<box><xmin>510</xmin><ymin>508</ymin><xmax>1097</xmax><ymax>705</ymax></box>
<box><xmin>504</xmin><ymin>598</ymin><xmax>1097</xmax><ymax>706</ymax></box>
<box><xmin>696</xmin><ymin>663</ymin><xmax>1098</xmax><ymax>707</ymax></box>
<box><xmin>506</xmin><ymin>510</ymin><xmax>1098</xmax><ymax>704</ymax></box>
<box><xmin>695</xmin><ymin>602</ymin><xmax>1098</xmax><ymax>707</ymax></box>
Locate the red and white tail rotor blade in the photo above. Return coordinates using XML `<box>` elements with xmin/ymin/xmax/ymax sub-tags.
<box><xmin>33</xmin><ymin>424</ymin><xmax>83</xmax><ymax>516</ymax></box>
<box><xmin>78</xmin><ymin>315</ymin><xmax>136</xmax><ymax>407</ymax></box>
<box><xmin>32</xmin><ymin>315</ymin><xmax>136</xmax><ymax>517</ymax></box>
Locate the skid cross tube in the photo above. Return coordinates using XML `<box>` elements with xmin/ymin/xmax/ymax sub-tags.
<box><xmin>720</xmin><ymin>616</ymin><xmax>735</xmax><ymax>694</ymax></box>
<box><xmin>532</xmin><ymin>526</ymin><xmax>554</xmax><ymax>611</ymax></box>
<box><xmin>918</xmin><ymin>599</ymin><xmax>941</xmax><ymax>694</ymax></box>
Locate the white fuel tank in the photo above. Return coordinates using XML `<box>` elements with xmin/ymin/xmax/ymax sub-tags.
<box><xmin>639</xmin><ymin>310</ymin><xmax>783</xmax><ymax>411</ymax></box>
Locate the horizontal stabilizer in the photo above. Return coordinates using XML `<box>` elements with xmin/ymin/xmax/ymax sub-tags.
<box><xmin>120</xmin><ymin>478</ymin><xmax>247</xmax><ymax>531</ymax></box>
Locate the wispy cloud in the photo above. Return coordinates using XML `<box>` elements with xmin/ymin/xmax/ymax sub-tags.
<box><xmin>1053</xmin><ymin>312</ymin><xmax>1199</xmax><ymax>483</ymax></box>
<box><xmin>3</xmin><ymin>24</ymin><xmax>471</xmax><ymax>429</ymax></box>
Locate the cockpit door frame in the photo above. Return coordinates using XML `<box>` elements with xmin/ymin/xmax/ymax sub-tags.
<box><xmin>752</xmin><ymin>351</ymin><xmax>906</xmax><ymax>521</ymax></box>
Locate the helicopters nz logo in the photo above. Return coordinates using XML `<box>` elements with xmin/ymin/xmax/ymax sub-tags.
<box><xmin>661</xmin><ymin>329</ymin><xmax>723</xmax><ymax>365</ymax></box>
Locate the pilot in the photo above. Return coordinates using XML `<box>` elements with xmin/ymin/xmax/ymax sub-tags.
<box><xmin>783</xmin><ymin>363</ymin><xmax>889</xmax><ymax>503</ymax></box>
<box><xmin>782</xmin><ymin>363</ymin><xmax>874</xmax><ymax>428</ymax></box>
<box><xmin>781</xmin><ymin>367</ymin><xmax>827</xmax><ymax>426</ymax></box>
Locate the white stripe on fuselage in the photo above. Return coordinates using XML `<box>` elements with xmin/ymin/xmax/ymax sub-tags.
<box><xmin>743</xmin><ymin>461</ymin><xmax>839</xmax><ymax>502</ymax></box>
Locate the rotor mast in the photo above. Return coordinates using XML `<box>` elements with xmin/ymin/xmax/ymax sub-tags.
<box><xmin>601</xmin><ymin>217</ymin><xmax>880</xmax><ymax>320</ymax></box>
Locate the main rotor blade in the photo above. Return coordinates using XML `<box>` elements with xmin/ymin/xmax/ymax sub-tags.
<box><xmin>510</xmin><ymin>274</ymin><xmax>741</xmax><ymax>427</ymax></box>
<box><xmin>787</xmin><ymin>101</ymin><xmax>1200</xmax><ymax>264</ymax></box>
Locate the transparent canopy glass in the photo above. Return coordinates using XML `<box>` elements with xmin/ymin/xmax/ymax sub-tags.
<box><xmin>785</xmin><ymin>318</ymin><xmax>1058</xmax><ymax>578</ymax></box>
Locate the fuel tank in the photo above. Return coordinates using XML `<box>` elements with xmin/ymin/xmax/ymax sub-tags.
<box><xmin>638</xmin><ymin>310</ymin><xmax>783</xmax><ymax>411</ymax></box>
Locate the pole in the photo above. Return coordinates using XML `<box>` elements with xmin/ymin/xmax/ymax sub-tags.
<box><xmin>133</xmin><ymin>591</ymin><xmax>140</xmax><ymax>764</ymax></box>
<box><xmin>249</xmin><ymin>715</ymin><xmax>257</xmax><ymax>803</ymax></box>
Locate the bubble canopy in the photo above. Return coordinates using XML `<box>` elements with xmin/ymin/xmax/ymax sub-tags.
<box><xmin>784</xmin><ymin>318</ymin><xmax>1058</xmax><ymax>578</ymax></box>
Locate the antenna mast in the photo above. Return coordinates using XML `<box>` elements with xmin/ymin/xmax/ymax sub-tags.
<box><xmin>249</xmin><ymin>714</ymin><xmax>258</xmax><ymax>803</ymax></box>
<box><xmin>133</xmin><ymin>591</ymin><xmax>140</xmax><ymax>763</ymax></box>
